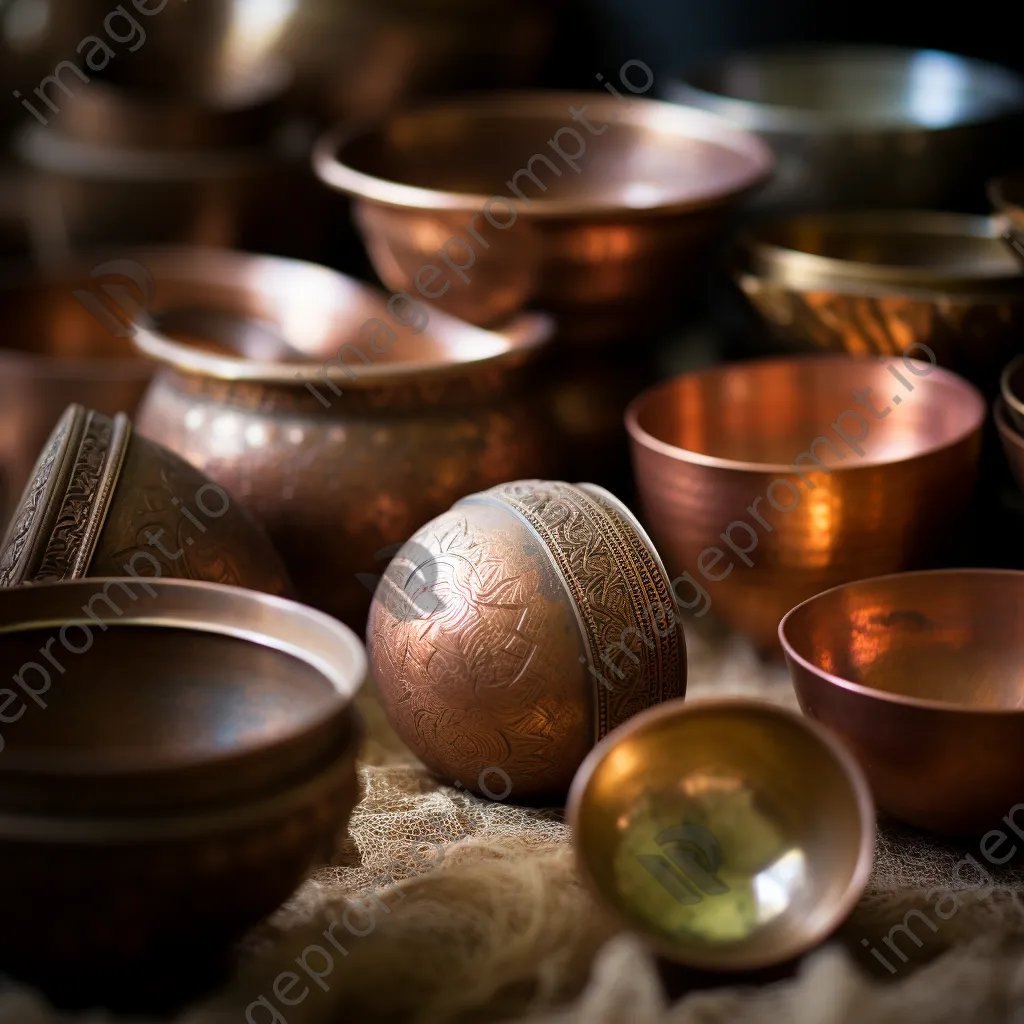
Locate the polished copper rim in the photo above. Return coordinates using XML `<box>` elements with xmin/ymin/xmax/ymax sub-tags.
<box><xmin>566</xmin><ymin>695</ymin><xmax>876</xmax><ymax>972</ymax></box>
<box><xmin>1000</xmin><ymin>354</ymin><xmax>1024</xmax><ymax>425</ymax></box>
<box><xmin>779</xmin><ymin>568</ymin><xmax>1024</xmax><ymax>714</ymax></box>
<box><xmin>742</xmin><ymin>211</ymin><xmax>1024</xmax><ymax>293</ymax></box>
<box><xmin>624</xmin><ymin>354</ymin><xmax>987</xmax><ymax>474</ymax></box>
<box><xmin>0</xmin><ymin>577</ymin><xmax>367</xmax><ymax>777</ymax></box>
<box><xmin>312</xmin><ymin>90</ymin><xmax>773</xmax><ymax>218</ymax></box>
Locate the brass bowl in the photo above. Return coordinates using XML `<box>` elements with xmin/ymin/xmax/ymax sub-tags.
<box><xmin>1000</xmin><ymin>355</ymin><xmax>1024</xmax><ymax>433</ymax></box>
<box><xmin>626</xmin><ymin>355</ymin><xmax>986</xmax><ymax>653</ymax></box>
<box><xmin>130</xmin><ymin>247</ymin><xmax>557</xmax><ymax>628</ymax></box>
<box><xmin>995</xmin><ymin>399</ymin><xmax>1024</xmax><ymax>494</ymax></box>
<box><xmin>668</xmin><ymin>47</ymin><xmax>1024</xmax><ymax>211</ymax></box>
<box><xmin>0</xmin><ymin>261</ymin><xmax>155</xmax><ymax>500</ymax></box>
<box><xmin>567</xmin><ymin>697</ymin><xmax>874</xmax><ymax>971</ymax></box>
<box><xmin>367</xmin><ymin>480</ymin><xmax>686</xmax><ymax>801</ymax></box>
<box><xmin>0</xmin><ymin>578</ymin><xmax>364</xmax><ymax>989</ymax></box>
<box><xmin>0</xmin><ymin>404</ymin><xmax>291</xmax><ymax>596</ymax></box>
<box><xmin>780</xmin><ymin>569</ymin><xmax>1024</xmax><ymax>836</ymax></box>
<box><xmin>742</xmin><ymin>211</ymin><xmax>1024</xmax><ymax>294</ymax></box>
<box><xmin>313</xmin><ymin>92</ymin><xmax>772</xmax><ymax>341</ymax></box>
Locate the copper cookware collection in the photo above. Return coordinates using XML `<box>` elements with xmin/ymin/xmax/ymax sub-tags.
<box><xmin>0</xmin><ymin>20</ymin><xmax>1023</xmax><ymax>1000</ymax></box>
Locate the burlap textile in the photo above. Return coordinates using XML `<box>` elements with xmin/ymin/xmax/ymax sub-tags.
<box><xmin>3</xmin><ymin>619</ymin><xmax>1024</xmax><ymax>1023</ymax></box>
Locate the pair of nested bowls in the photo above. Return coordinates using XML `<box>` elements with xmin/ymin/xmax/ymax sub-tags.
<box><xmin>0</xmin><ymin>407</ymin><xmax>367</xmax><ymax>998</ymax></box>
<box><xmin>735</xmin><ymin>211</ymin><xmax>1024</xmax><ymax>393</ymax></box>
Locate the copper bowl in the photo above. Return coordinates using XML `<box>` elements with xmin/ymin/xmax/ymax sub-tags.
<box><xmin>668</xmin><ymin>47</ymin><xmax>1024</xmax><ymax>211</ymax></box>
<box><xmin>736</xmin><ymin>213</ymin><xmax>1024</xmax><ymax>388</ymax></box>
<box><xmin>129</xmin><ymin>248</ymin><xmax>557</xmax><ymax>627</ymax></box>
<box><xmin>0</xmin><ymin>404</ymin><xmax>291</xmax><ymax>596</ymax></box>
<box><xmin>995</xmin><ymin>399</ymin><xmax>1024</xmax><ymax>494</ymax></box>
<box><xmin>367</xmin><ymin>480</ymin><xmax>686</xmax><ymax>801</ymax></box>
<box><xmin>626</xmin><ymin>355</ymin><xmax>986</xmax><ymax>653</ymax></box>
<box><xmin>567</xmin><ymin>697</ymin><xmax>874</xmax><ymax>970</ymax></box>
<box><xmin>0</xmin><ymin>577</ymin><xmax>364</xmax><ymax>990</ymax></box>
<box><xmin>313</xmin><ymin>92</ymin><xmax>772</xmax><ymax>342</ymax></box>
<box><xmin>0</xmin><ymin>261</ymin><xmax>155</xmax><ymax>500</ymax></box>
<box><xmin>780</xmin><ymin>569</ymin><xmax>1024</xmax><ymax>836</ymax></box>
<box><xmin>1000</xmin><ymin>355</ymin><xmax>1024</xmax><ymax>434</ymax></box>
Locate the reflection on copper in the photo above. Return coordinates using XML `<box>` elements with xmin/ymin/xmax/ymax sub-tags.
<box><xmin>781</xmin><ymin>569</ymin><xmax>1024</xmax><ymax>836</ymax></box>
<box><xmin>626</xmin><ymin>355</ymin><xmax>985</xmax><ymax>652</ymax></box>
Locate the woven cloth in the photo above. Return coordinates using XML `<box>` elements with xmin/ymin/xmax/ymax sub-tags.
<box><xmin>4</xmin><ymin>619</ymin><xmax>1024</xmax><ymax>1024</ymax></box>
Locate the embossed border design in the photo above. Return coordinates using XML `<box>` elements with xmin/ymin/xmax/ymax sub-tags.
<box><xmin>465</xmin><ymin>481</ymin><xmax>686</xmax><ymax>742</ymax></box>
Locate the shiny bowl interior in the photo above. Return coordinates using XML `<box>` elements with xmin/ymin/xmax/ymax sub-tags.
<box><xmin>568</xmin><ymin>698</ymin><xmax>874</xmax><ymax>971</ymax></box>
<box><xmin>0</xmin><ymin>578</ymin><xmax>366</xmax><ymax>814</ymax></box>
<box><xmin>315</xmin><ymin>92</ymin><xmax>773</xmax><ymax>215</ymax></box>
<box><xmin>628</xmin><ymin>355</ymin><xmax>985</xmax><ymax>471</ymax></box>
<box><xmin>673</xmin><ymin>47</ymin><xmax>1024</xmax><ymax>131</ymax></box>
<box><xmin>743</xmin><ymin>212</ymin><xmax>1024</xmax><ymax>292</ymax></box>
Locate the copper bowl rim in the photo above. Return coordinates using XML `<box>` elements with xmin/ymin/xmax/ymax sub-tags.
<box><xmin>999</xmin><ymin>354</ymin><xmax>1024</xmax><ymax>424</ymax></box>
<box><xmin>624</xmin><ymin>354</ymin><xmax>987</xmax><ymax>474</ymax></box>
<box><xmin>312</xmin><ymin>90</ymin><xmax>774</xmax><ymax>219</ymax></box>
<box><xmin>128</xmin><ymin>249</ymin><xmax>554</xmax><ymax>385</ymax></box>
<box><xmin>565</xmin><ymin>695</ymin><xmax>876</xmax><ymax>972</ymax></box>
<box><xmin>0</xmin><ymin>577</ymin><xmax>367</xmax><ymax>777</ymax></box>
<box><xmin>779</xmin><ymin>567</ymin><xmax>1024</xmax><ymax>715</ymax></box>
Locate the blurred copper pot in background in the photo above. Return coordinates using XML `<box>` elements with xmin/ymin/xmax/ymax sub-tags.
<box><xmin>0</xmin><ymin>259</ymin><xmax>154</xmax><ymax>508</ymax></box>
<box><xmin>129</xmin><ymin>249</ymin><xmax>559</xmax><ymax>628</ymax></box>
<box><xmin>314</xmin><ymin>93</ymin><xmax>772</xmax><ymax>342</ymax></box>
<box><xmin>626</xmin><ymin>355</ymin><xmax>986</xmax><ymax>653</ymax></box>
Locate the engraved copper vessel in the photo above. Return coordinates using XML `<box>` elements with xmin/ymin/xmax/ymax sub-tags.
<box><xmin>0</xmin><ymin>577</ymin><xmax>364</xmax><ymax>997</ymax></box>
<box><xmin>367</xmin><ymin>480</ymin><xmax>686</xmax><ymax>802</ymax></box>
<box><xmin>736</xmin><ymin>212</ymin><xmax>1024</xmax><ymax>390</ymax></box>
<box><xmin>567</xmin><ymin>697</ymin><xmax>875</xmax><ymax>970</ymax></box>
<box><xmin>0</xmin><ymin>404</ymin><xmax>291</xmax><ymax>596</ymax></box>
<box><xmin>130</xmin><ymin>249</ymin><xmax>556</xmax><ymax>627</ymax></box>
<box><xmin>780</xmin><ymin>569</ymin><xmax>1024</xmax><ymax>836</ymax></box>
<box><xmin>626</xmin><ymin>355</ymin><xmax>986</xmax><ymax>653</ymax></box>
<box><xmin>0</xmin><ymin>260</ymin><xmax>155</xmax><ymax>503</ymax></box>
<box><xmin>314</xmin><ymin>92</ymin><xmax>772</xmax><ymax>342</ymax></box>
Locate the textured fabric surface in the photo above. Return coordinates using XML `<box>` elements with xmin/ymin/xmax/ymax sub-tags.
<box><xmin>3</xmin><ymin>620</ymin><xmax>1024</xmax><ymax>1023</ymax></box>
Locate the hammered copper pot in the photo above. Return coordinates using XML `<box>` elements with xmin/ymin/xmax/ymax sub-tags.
<box><xmin>626</xmin><ymin>355</ymin><xmax>986</xmax><ymax>653</ymax></box>
<box><xmin>314</xmin><ymin>92</ymin><xmax>772</xmax><ymax>342</ymax></box>
<box><xmin>368</xmin><ymin>480</ymin><xmax>686</xmax><ymax>802</ymax></box>
<box><xmin>130</xmin><ymin>248</ymin><xmax>557</xmax><ymax>627</ymax></box>
<box><xmin>0</xmin><ymin>404</ymin><xmax>291</xmax><ymax>596</ymax></box>
<box><xmin>0</xmin><ymin>578</ymin><xmax>364</xmax><ymax>998</ymax></box>
<box><xmin>780</xmin><ymin>569</ymin><xmax>1024</xmax><ymax>836</ymax></box>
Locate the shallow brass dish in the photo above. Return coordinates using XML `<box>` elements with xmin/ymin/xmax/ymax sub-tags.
<box><xmin>626</xmin><ymin>355</ymin><xmax>985</xmax><ymax>652</ymax></box>
<box><xmin>0</xmin><ymin>404</ymin><xmax>291</xmax><ymax>597</ymax></box>
<box><xmin>567</xmin><ymin>697</ymin><xmax>874</xmax><ymax>971</ymax></box>
<box><xmin>0</xmin><ymin>577</ymin><xmax>365</xmax><ymax>991</ymax></box>
<box><xmin>314</xmin><ymin>92</ymin><xmax>772</xmax><ymax>341</ymax></box>
<box><xmin>780</xmin><ymin>569</ymin><xmax>1024</xmax><ymax>836</ymax></box>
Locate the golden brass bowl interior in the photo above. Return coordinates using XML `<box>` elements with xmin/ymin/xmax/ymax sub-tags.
<box><xmin>630</xmin><ymin>355</ymin><xmax>984</xmax><ymax>470</ymax></box>
<box><xmin>319</xmin><ymin>92</ymin><xmax>772</xmax><ymax>215</ymax></box>
<box><xmin>780</xmin><ymin>570</ymin><xmax>1024</xmax><ymax>835</ymax></box>
<box><xmin>1001</xmin><ymin>354</ymin><xmax>1024</xmax><ymax>433</ymax></box>
<box><xmin>0</xmin><ymin>578</ymin><xmax>366</xmax><ymax>813</ymax></box>
<box><xmin>568</xmin><ymin>698</ymin><xmax>874</xmax><ymax>971</ymax></box>
<box><xmin>745</xmin><ymin>212</ymin><xmax>1024</xmax><ymax>292</ymax></box>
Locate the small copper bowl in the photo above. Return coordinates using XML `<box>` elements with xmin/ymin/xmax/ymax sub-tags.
<box><xmin>313</xmin><ymin>92</ymin><xmax>772</xmax><ymax>342</ymax></box>
<box><xmin>567</xmin><ymin>697</ymin><xmax>874</xmax><ymax>971</ymax></box>
<box><xmin>0</xmin><ymin>578</ymin><xmax>364</xmax><ymax>989</ymax></box>
<box><xmin>367</xmin><ymin>480</ymin><xmax>686</xmax><ymax>801</ymax></box>
<box><xmin>780</xmin><ymin>569</ymin><xmax>1024</xmax><ymax>836</ymax></box>
<box><xmin>1000</xmin><ymin>355</ymin><xmax>1024</xmax><ymax>433</ymax></box>
<box><xmin>0</xmin><ymin>404</ymin><xmax>291</xmax><ymax>596</ymax></box>
<box><xmin>995</xmin><ymin>399</ymin><xmax>1024</xmax><ymax>494</ymax></box>
<box><xmin>626</xmin><ymin>355</ymin><xmax>986</xmax><ymax>652</ymax></box>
